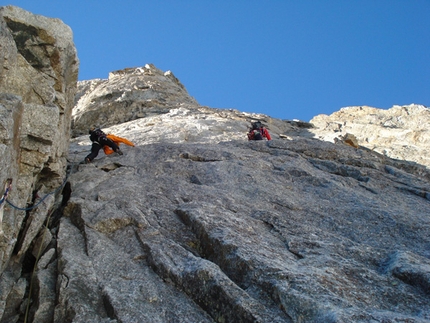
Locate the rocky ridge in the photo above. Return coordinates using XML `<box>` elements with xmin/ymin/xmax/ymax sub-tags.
<box><xmin>0</xmin><ymin>6</ymin><xmax>429</xmax><ymax>323</ymax></box>
<box><xmin>72</xmin><ymin>64</ymin><xmax>199</xmax><ymax>137</ymax></box>
<box><xmin>309</xmin><ymin>105</ymin><xmax>430</xmax><ymax>169</ymax></box>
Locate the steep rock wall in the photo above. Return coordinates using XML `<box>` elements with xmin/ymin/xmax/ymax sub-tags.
<box><xmin>66</xmin><ymin>93</ymin><xmax>430</xmax><ymax>322</ymax></box>
<box><xmin>63</xmin><ymin>125</ymin><xmax>430</xmax><ymax>322</ymax></box>
<box><xmin>0</xmin><ymin>5</ymin><xmax>78</xmax><ymax>320</ymax></box>
<box><xmin>1</xmin><ymin>6</ymin><xmax>429</xmax><ymax>323</ymax></box>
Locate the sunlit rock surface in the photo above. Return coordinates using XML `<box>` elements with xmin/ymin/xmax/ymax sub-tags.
<box><xmin>310</xmin><ymin>104</ymin><xmax>430</xmax><ymax>168</ymax></box>
<box><xmin>0</xmin><ymin>6</ymin><xmax>78</xmax><ymax>323</ymax></box>
<box><xmin>63</xmin><ymin>105</ymin><xmax>430</xmax><ymax>322</ymax></box>
<box><xmin>1</xmin><ymin>6</ymin><xmax>429</xmax><ymax>323</ymax></box>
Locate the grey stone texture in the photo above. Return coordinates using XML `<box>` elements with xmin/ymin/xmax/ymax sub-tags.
<box><xmin>0</xmin><ymin>5</ymin><xmax>78</xmax><ymax>322</ymax></box>
<box><xmin>1</xmin><ymin>5</ymin><xmax>429</xmax><ymax>323</ymax></box>
<box><xmin>64</xmin><ymin>131</ymin><xmax>430</xmax><ymax>323</ymax></box>
<box><xmin>310</xmin><ymin>104</ymin><xmax>430</xmax><ymax>168</ymax></box>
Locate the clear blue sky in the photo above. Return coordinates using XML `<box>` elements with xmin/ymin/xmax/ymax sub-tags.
<box><xmin>5</xmin><ymin>0</ymin><xmax>430</xmax><ymax>121</ymax></box>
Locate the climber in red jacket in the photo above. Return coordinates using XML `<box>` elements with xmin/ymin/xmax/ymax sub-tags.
<box><xmin>247</xmin><ymin>121</ymin><xmax>271</xmax><ymax>141</ymax></box>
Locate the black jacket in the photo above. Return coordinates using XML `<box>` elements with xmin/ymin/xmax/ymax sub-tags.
<box><xmin>89</xmin><ymin>129</ymin><xmax>107</xmax><ymax>143</ymax></box>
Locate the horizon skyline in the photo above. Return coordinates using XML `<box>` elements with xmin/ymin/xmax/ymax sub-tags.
<box><xmin>5</xmin><ymin>1</ymin><xmax>430</xmax><ymax>121</ymax></box>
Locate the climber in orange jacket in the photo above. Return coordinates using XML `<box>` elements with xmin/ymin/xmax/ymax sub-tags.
<box><xmin>103</xmin><ymin>134</ymin><xmax>135</xmax><ymax>155</ymax></box>
<box><xmin>85</xmin><ymin>128</ymin><xmax>135</xmax><ymax>163</ymax></box>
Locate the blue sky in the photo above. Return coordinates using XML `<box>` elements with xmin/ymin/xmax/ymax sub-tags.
<box><xmin>5</xmin><ymin>0</ymin><xmax>429</xmax><ymax>121</ymax></box>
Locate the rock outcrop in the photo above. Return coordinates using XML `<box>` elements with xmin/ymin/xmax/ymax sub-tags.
<box><xmin>0</xmin><ymin>5</ymin><xmax>78</xmax><ymax>321</ymax></box>
<box><xmin>309</xmin><ymin>105</ymin><xmax>430</xmax><ymax>168</ymax></box>
<box><xmin>1</xmin><ymin>6</ymin><xmax>430</xmax><ymax>323</ymax></box>
<box><xmin>72</xmin><ymin>64</ymin><xmax>200</xmax><ymax>137</ymax></box>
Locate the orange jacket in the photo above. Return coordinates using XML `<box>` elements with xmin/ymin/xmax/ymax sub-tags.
<box><xmin>103</xmin><ymin>134</ymin><xmax>135</xmax><ymax>155</ymax></box>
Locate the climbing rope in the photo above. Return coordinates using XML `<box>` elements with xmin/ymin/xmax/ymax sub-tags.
<box><xmin>0</xmin><ymin>178</ymin><xmax>12</xmax><ymax>206</ymax></box>
<box><xmin>3</xmin><ymin>154</ymin><xmax>80</xmax><ymax>322</ymax></box>
<box><xmin>5</xmin><ymin>180</ymin><xmax>66</xmax><ymax>211</ymax></box>
<box><xmin>3</xmin><ymin>159</ymin><xmax>76</xmax><ymax>212</ymax></box>
<box><xmin>0</xmin><ymin>173</ymin><xmax>69</xmax><ymax>323</ymax></box>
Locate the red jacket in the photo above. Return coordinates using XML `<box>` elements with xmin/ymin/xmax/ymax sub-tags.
<box><xmin>247</xmin><ymin>127</ymin><xmax>271</xmax><ymax>140</ymax></box>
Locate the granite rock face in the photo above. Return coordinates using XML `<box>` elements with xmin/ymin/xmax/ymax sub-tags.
<box><xmin>309</xmin><ymin>105</ymin><xmax>430</xmax><ymax>168</ymax></box>
<box><xmin>65</xmin><ymin>97</ymin><xmax>430</xmax><ymax>322</ymax></box>
<box><xmin>62</xmin><ymin>127</ymin><xmax>430</xmax><ymax>323</ymax></box>
<box><xmin>0</xmin><ymin>5</ymin><xmax>78</xmax><ymax>322</ymax></box>
<box><xmin>1</xmin><ymin>6</ymin><xmax>430</xmax><ymax>323</ymax></box>
<box><xmin>72</xmin><ymin>64</ymin><xmax>200</xmax><ymax>137</ymax></box>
